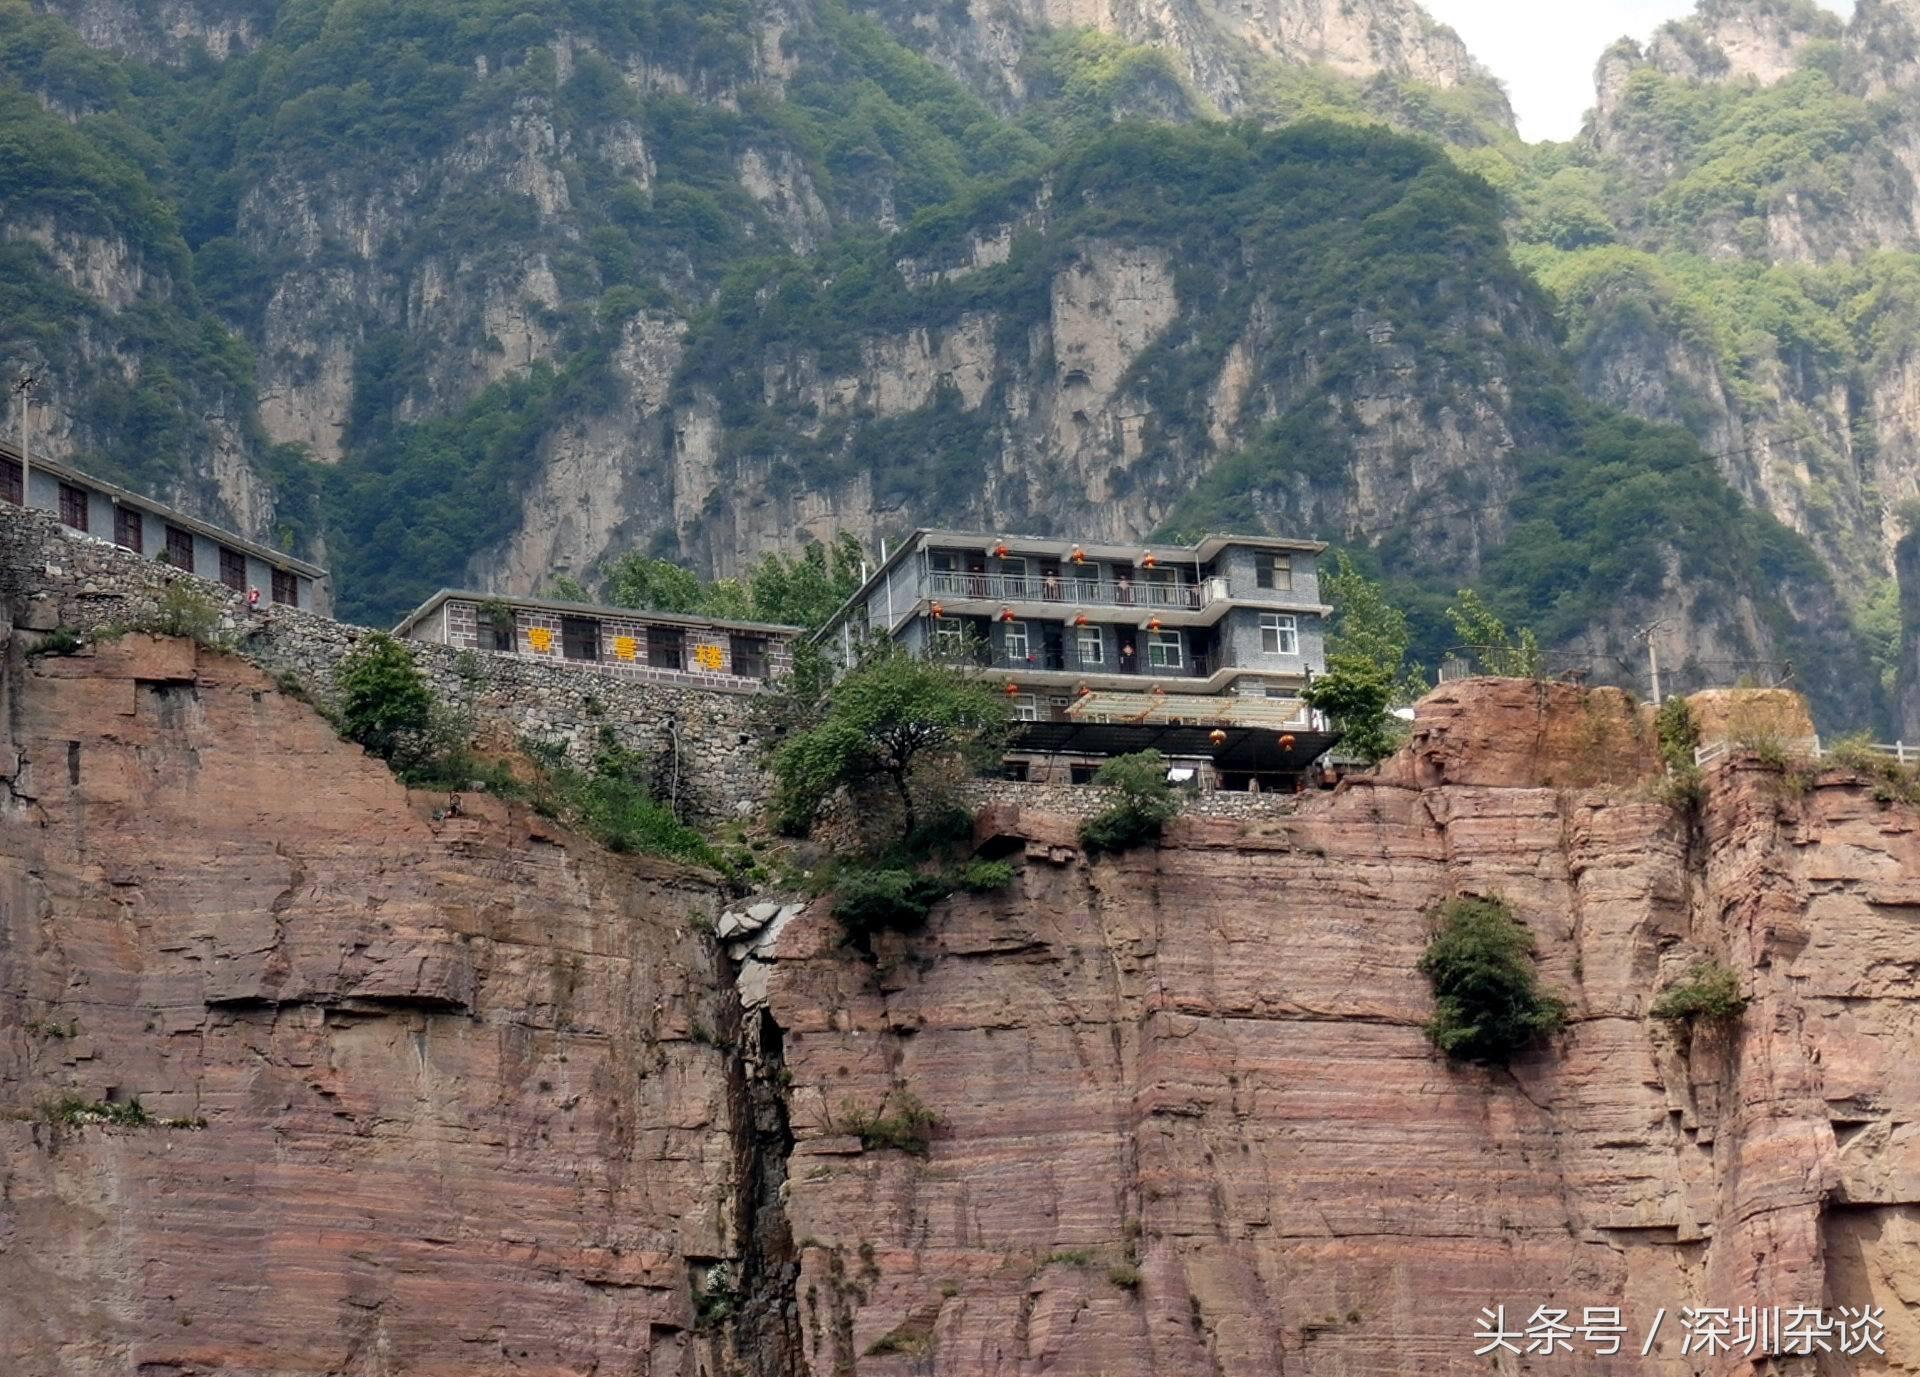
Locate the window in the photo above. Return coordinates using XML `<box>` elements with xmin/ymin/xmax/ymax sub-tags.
<box><xmin>1263</xmin><ymin>684</ymin><xmax>1300</xmax><ymax>701</ymax></box>
<box><xmin>490</xmin><ymin>616</ymin><xmax>516</xmax><ymax>652</ymax></box>
<box><xmin>1001</xmin><ymin>556</ymin><xmax>1028</xmax><ymax>596</ymax></box>
<box><xmin>272</xmin><ymin>568</ymin><xmax>298</xmax><ymax>607</ymax></box>
<box><xmin>732</xmin><ymin>635</ymin><xmax>769</xmax><ymax>679</ymax></box>
<box><xmin>1002</xmin><ymin>760</ymin><xmax>1030</xmax><ymax>782</ymax></box>
<box><xmin>1260</xmin><ymin>613</ymin><xmax>1298</xmax><ymax>656</ymax></box>
<box><xmin>114</xmin><ymin>507</ymin><xmax>143</xmax><ymax>553</ymax></box>
<box><xmin>1004</xmin><ymin>620</ymin><xmax>1030</xmax><ymax>662</ymax></box>
<box><xmin>648</xmin><ymin>626</ymin><xmax>683</xmax><ymax>669</ymax></box>
<box><xmin>58</xmin><ymin>482</ymin><xmax>88</xmax><ymax>531</ymax></box>
<box><xmin>562</xmin><ymin>616</ymin><xmax>600</xmax><ymax>661</ymax></box>
<box><xmin>932</xmin><ymin>619</ymin><xmax>965</xmax><ymax>654</ymax></box>
<box><xmin>218</xmin><ymin>547</ymin><xmax>245</xmax><ymax>592</ymax></box>
<box><xmin>1013</xmin><ymin>694</ymin><xmax>1039</xmax><ymax>722</ymax></box>
<box><xmin>165</xmin><ymin>526</ymin><xmax>193</xmax><ymax>572</ymax></box>
<box><xmin>1076</xmin><ymin>626</ymin><xmax>1104</xmax><ymax>666</ymax></box>
<box><xmin>1070</xmin><ymin>763</ymin><xmax>1099</xmax><ymax>785</ymax></box>
<box><xmin>1147</xmin><ymin>629</ymin><xmax>1183</xmax><ymax>669</ymax></box>
<box><xmin>1256</xmin><ymin>553</ymin><xmax>1293</xmax><ymax>591</ymax></box>
<box><xmin>0</xmin><ymin>457</ymin><xmax>19</xmax><ymax>504</ymax></box>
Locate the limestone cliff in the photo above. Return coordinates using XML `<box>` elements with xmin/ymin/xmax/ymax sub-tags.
<box><xmin>8</xmin><ymin>638</ymin><xmax>1920</xmax><ymax>1373</ymax></box>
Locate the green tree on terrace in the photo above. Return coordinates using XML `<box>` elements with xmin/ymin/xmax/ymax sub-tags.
<box><xmin>1447</xmin><ymin>589</ymin><xmax>1543</xmax><ymax>678</ymax></box>
<box><xmin>1307</xmin><ymin>554</ymin><xmax>1426</xmax><ymax>763</ymax></box>
<box><xmin>603</xmin><ymin>534</ymin><xmax>867</xmax><ymax>630</ymax></box>
<box><xmin>771</xmin><ymin>640</ymin><xmax>1008</xmax><ymax>839</ymax></box>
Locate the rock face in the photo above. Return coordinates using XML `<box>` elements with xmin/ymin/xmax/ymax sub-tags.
<box><xmin>0</xmin><ymin>634</ymin><xmax>759</xmax><ymax>1375</ymax></box>
<box><xmin>757</xmin><ymin>678</ymin><xmax>1920</xmax><ymax>1373</ymax></box>
<box><xmin>9</xmin><ymin>647</ymin><xmax>1920</xmax><ymax>1374</ymax></box>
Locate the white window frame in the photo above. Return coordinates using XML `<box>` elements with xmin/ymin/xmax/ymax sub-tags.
<box><xmin>1260</xmin><ymin>613</ymin><xmax>1298</xmax><ymax>656</ymax></box>
<box><xmin>933</xmin><ymin>618</ymin><xmax>966</xmax><ymax>653</ymax></box>
<box><xmin>1077</xmin><ymin>626</ymin><xmax>1104</xmax><ymax>665</ymax></box>
<box><xmin>1147</xmin><ymin>629</ymin><xmax>1183</xmax><ymax>669</ymax></box>
<box><xmin>1003</xmin><ymin>619</ymin><xmax>1030</xmax><ymax>662</ymax></box>
<box><xmin>1001</xmin><ymin>556</ymin><xmax>1028</xmax><ymax>596</ymax></box>
<box><xmin>1013</xmin><ymin>693</ymin><xmax>1039</xmax><ymax>722</ymax></box>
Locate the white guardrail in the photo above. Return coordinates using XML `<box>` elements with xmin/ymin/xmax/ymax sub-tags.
<box><xmin>1691</xmin><ymin>736</ymin><xmax>1920</xmax><ymax>770</ymax></box>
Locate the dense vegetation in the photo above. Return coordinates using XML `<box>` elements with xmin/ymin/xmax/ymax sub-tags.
<box><xmin>2</xmin><ymin>0</ymin><xmax>1914</xmax><ymax>729</ymax></box>
<box><xmin>1418</xmin><ymin>896</ymin><xmax>1568</xmax><ymax>1064</ymax></box>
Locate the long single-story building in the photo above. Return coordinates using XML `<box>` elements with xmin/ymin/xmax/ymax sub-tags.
<box><xmin>0</xmin><ymin>441</ymin><xmax>330</xmax><ymax>613</ymax></box>
<box><xmin>393</xmin><ymin>589</ymin><xmax>801</xmax><ymax>691</ymax></box>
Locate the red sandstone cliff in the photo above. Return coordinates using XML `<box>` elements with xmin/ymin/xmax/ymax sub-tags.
<box><xmin>5</xmin><ymin>645</ymin><xmax>1920</xmax><ymax>1376</ymax></box>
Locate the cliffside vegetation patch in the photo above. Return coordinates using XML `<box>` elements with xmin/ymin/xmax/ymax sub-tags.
<box><xmin>1650</xmin><ymin>962</ymin><xmax>1746</xmax><ymax>1024</ymax></box>
<box><xmin>1418</xmin><ymin>896</ymin><xmax>1567</xmax><ymax>1064</ymax></box>
<box><xmin>1079</xmin><ymin>750</ymin><xmax>1188</xmax><ymax>855</ymax></box>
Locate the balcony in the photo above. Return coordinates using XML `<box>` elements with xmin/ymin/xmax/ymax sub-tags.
<box><xmin>929</xmin><ymin>570</ymin><xmax>1211</xmax><ymax>611</ymax></box>
<box><xmin>978</xmin><ymin>649</ymin><xmax>1214</xmax><ymax>679</ymax></box>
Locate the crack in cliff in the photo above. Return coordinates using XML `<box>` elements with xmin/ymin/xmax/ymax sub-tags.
<box><xmin>727</xmin><ymin>972</ymin><xmax>806</xmax><ymax>1375</ymax></box>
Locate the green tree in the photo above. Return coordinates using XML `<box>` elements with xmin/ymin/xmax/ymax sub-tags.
<box><xmin>771</xmin><ymin>641</ymin><xmax>1008</xmax><ymax>838</ymax></box>
<box><xmin>1079</xmin><ymin>750</ymin><xmax>1187</xmax><ymax>854</ymax></box>
<box><xmin>1323</xmin><ymin>553</ymin><xmax>1423</xmax><ymax>697</ymax></box>
<box><xmin>1446</xmin><ymin>589</ymin><xmax>1542</xmax><ymax>678</ymax></box>
<box><xmin>336</xmin><ymin>633</ymin><xmax>436</xmax><ymax>766</ymax></box>
<box><xmin>1304</xmin><ymin>656</ymin><xmax>1398</xmax><ymax>764</ymax></box>
<box><xmin>742</xmin><ymin>534</ymin><xmax>868</xmax><ymax>629</ymax></box>
<box><xmin>1418</xmin><ymin>897</ymin><xmax>1567</xmax><ymax>1064</ymax></box>
<box><xmin>605</xmin><ymin>554</ymin><xmax>708</xmax><ymax>613</ymax></box>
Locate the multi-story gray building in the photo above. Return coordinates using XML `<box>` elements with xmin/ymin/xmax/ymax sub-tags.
<box><xmin>818</xmin><ymin>529</ymin><xmax>1338</xmax><ymax>789</ymax></box>
<box><xmin>1</xmin><ymin>441</ymin><xmax>330</xmax><ymax>613</ymax></box>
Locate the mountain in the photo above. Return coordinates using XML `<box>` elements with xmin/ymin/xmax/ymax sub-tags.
<box><xmin>3</xmin><ymin>0</ymin><xmax>1919</xmax><ymax>728</ymax></box>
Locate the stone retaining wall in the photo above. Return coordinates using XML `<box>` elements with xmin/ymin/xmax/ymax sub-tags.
<box><xmin>0</xmin><ymin>506</ymin><xmax>769</xmax><ymax>820</ymax></box>
<box><xmin>958</xmin><ymin>778</ymin><xmax>1306</xmax><ymax>820</ymax></box>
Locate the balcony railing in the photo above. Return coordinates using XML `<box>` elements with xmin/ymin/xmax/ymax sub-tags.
<box><xmin>929</xmin><ymin>570</ymin><xmax>1208</xmax><ymax>610</ymax></box>
<box><xmin>979</xmin><ymin>649</ymin><xmax>1214</xmax><ymax>679</ymax></box>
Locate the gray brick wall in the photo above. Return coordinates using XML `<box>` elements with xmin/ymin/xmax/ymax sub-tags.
<box><xmin>0</xmin><ymin>506</ymin><xmax>771</xmax><ymax>822</ymax></box>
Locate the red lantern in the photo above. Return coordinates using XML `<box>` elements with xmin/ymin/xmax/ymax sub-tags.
<box><xmin>1070</xmin><ymin>547</ymin><xmax>1086</xmax><ymax>564</ymax></box>
<box><xmin>1142</xmin><ymin>550</ymin><xmax>1157</xmax><ymax>568</ymax></box>
<box><xmin>1073</xmin><ymin>612</ymin><xmax>1089</xmax><ymax>627</ymax></box>
<box><xmin>1279</xmin><ymin>734</ymin><xmax>1297</xmax><ymax>751</ymax></box>
<box><xmin>1148</xmin><ymin>615</ymin><xmax>1163</xmax><ymax>632</ymax></box>
<box><xmin>1000</xmin><ymin>607</ymin><xmax>1016</xmax><ymax>622</ymax></box>
<box><xmin>1209</xmin><ymin>729</ymin><xmax>1228</xmax><ymax>746</ymax></box>
<box><xmin>930</xmin><ymin>601</ymin><xmax>944</xmax><ymax>618</ymax></box>
<box><xmin>1005</xmin><ymin>681</ymin><xmax>1020</xmax><ymax>697</ymax></box>
<box><xmin>993</xmin><ymin>539</ymin><xmax>1010</xmax><ymax>558</ymax></box>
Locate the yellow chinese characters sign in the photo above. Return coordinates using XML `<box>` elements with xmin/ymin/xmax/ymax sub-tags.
<box><xmin>692</xmin><ymin>643</ymin><xmax>724</xmax><ymax>671</ymax></box>
<box><xmin>612</xmin><ymin>635</ymin><xmax>638</xmax><ymax>661</ymax></box>
<box><xmin>528</xmin><ymin>626</ymin><xmax>554</xmax><ymax>654</ymax></box>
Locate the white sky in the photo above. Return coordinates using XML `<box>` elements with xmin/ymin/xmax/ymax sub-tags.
<box><xmin>1419</xmin><ymin>0</ymin><xmax>1857</xmax><ymax>142</ymax></box>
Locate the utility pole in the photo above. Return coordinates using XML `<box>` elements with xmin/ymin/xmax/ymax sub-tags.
<box><xmin>11</xmin><ymin>370</ymin><xmax>36</xmax><ymax>502</ymax></box>
<box><xmin>1636</xmin><ymin>619</ymin><xmax>1669</xmax><ymax>707</ymax></box>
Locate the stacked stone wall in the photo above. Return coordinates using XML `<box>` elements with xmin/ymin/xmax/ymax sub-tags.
<box><xmin>0</xmin><ymin>507</ymin><xmax>769</xmax><ymax>821</ymax></box>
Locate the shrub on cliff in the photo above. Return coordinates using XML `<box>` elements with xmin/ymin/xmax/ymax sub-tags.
<box><xmin>1655</xmin><ymin>697</ymin><xmax>1705</xmax><ymax>809</ymax></box>
<box><xmin>832</xmin><ymin>867</ymin><xmax>953</xmax><ymax>939</ymax></box>
<box><xmin>1650</xmin><ymin>962</ymin><xmax>1746</xmax><ymax>1024</ymax></box>
<box><xmin>1418</xmin><ymin>897</ymin><xmax>1567</xmax><ymax>1063</ymax></box>
<box><xmin>337</xmin><ymin>633</ymin><xmax>438</xmax><ymax>766</ymax></box>
<box><xmin>842</xmin><ymin>1091</ymin><xmax>937</xmax><ymax>1155</ymax></box>
<box><xmin>143</xmin><ymin>581</ymin><xmax>224</xmax><ymax>644</ymax></box>
<box><xmin>1079</xmin><ymin>751</ymin><xmax>1187</xmax><ymax>855</ymax></box>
